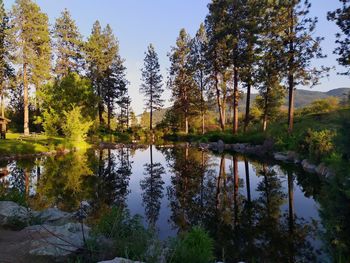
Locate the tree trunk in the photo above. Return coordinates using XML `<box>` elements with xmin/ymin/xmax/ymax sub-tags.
<box><xmin>107</xmin><ymin>98</ymin><xmax>111</xmax><ymax>131</ymax></box>
<box><xmin>200</xmin><ymin>74</ymin><xmax>205</xmax><ymax>135</ymax></box>
<box><xmin>244</xmin><ymin>158</ymin><xmax>251</xmax><ymax>203</ymax></box>
<box><xmin>263</xmin><ymin>113</ymin><xmax>268</xmax><ymax>132</ymax></box>
<box><xmin>233</xmin><ymin>67</ymin><xmax>239</xmax><ymax>134</ymax></box>
<box><xmin>150</xmin><ymin>106</ymin><xmax>153</xmax><ymax>131</ymax></box>
<box><xmin>233</xmin><ymin>156</ymin><xmax>239</xmax><ymax>226</ymax></box>
<box><xmin>288</xmin><ymin>170</ymin><xmax>295</xmax><ymax>263</ymax></box>
<box><xmin>215</xmin><ymin>74</ymin><xmax>225</xmax><ymax>131</ymax></box>
<box><xmin>288</xmin><ymin>81</ymin><xmax>295</xmax><ymax>133</ymax></box>
<box><xmin>185</xmin><ymin>114</ymin><xmax>188</xmax><ymax>134</ymax></box>
<box><xmin>288</xmin><ymin>6</ymin><xmax>295</xmax><ymax>134</ymax></box>
<box><xmin>1</xmin><ymin>92</ymin><xmax>4</xmax><ymax>118</ymax></box>
<box><xmin>244</xmin><ymin>82</ymin><xmax>251</xmax><ymax>132</ymax></box>
<box><xmin>23</xmin><ymin>63</ymin><xmax>30</xmax><ymax>136</ymax></box>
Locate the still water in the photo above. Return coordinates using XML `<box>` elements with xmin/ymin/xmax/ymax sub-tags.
<box><xmin>0</xmin><ymin>145</ymin><xmax>328</xmax><ymax>262</ymax></box>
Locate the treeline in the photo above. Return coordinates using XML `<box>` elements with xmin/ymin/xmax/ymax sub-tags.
<box><xmin>0</xmin><ymin>0</ymin><xmax>130</xmax><ymax>139</ymax></box>
<box><xmin>156</xmin><ymin>0</ymin><xmax>349</xmax><ymax>135</ymax></box>
<box><xmin>0</xmin><ymin>0</ymin><xmax>349</xmax><ymax>139</ymax></box>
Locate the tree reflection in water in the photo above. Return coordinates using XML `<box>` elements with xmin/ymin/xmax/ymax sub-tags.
<box><xmin>165</xmin><ymin>149</ymin><xmax>320</xmax><ymax>262</ymax></box>
<box><xmin>0</xmin><ymin>146</ymin><xmax>339</xmax><ymax>261</ymax></box>
<box><xmin>140</xmin><ymin>145</ymin><xmax>165</xmax><ymax>227</ymax></box>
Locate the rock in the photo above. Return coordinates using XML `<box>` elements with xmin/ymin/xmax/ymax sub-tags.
<box><xmin>38</xmin><ymin>208</ymin><xmax>73</xmax><ymax>225</ymax></box>
<box><xmin>26</xmin><ymin>222</ymin><xmax>90</xmax><ymax>260</ymax></box>
<box><xmin>0</xmin><ymin>201</ymin><xmax>33</xmax><ymax>226</ymax></box>
<box><xmin>274</xmin><ymin>152</ymin><xmax>290</xmax><ymax>162</ymax></box>
<box><xmin>273</xmin><ymin>151</ymin><xmax>299</xmax><ymax>163</ymax></box>
<box><xmin>98</xmin><ymin>257</ymin><xmax>145</xmax><ymax>263</ymax></box>
<box><xmin>199</xmin><ymin>143</ymin><xmax>209</xmax><ymax>150</ymax></box>
<box><xmin>217</xmin><ymin>140</ymin><xmax>225</xmax><ymax>152</ymax></box>
<box><xmin>301</xmin><ymin>159</ymin><xmax>317</xmax><ymax>173</ymax></box>
<box><xmin>315</xmin><ymin>163</ymin><xmax>335</xmax><ymax>179</ymax></box>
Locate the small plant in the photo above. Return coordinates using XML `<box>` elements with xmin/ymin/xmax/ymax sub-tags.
<box><xmin>62</xmin><ymin>106</ymin><xmax>93</xmax><ymax>142</ymax></box>
<box><xmin>93</xmin><ymin>207</ymin><xmax>158</xmax><ymax>262</ymax></box>
<box><xmin>168</xmin><ymin>226</ymin><xmax>214</xmax><ymax>263</ymax></box>
<box><xmin>303</xmin><ymin>129</ymin><xmax>336</xmax><ymax>162</ymax></box>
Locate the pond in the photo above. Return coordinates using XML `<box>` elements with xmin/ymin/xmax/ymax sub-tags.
<box><xmin>0</xmin><ymin>145</ymin><xmax>331</xmax><ymax>262</ymax></box>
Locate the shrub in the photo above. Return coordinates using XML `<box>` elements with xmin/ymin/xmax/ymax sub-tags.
<box><xmin>42</xmin><ymin>108</ymin><xmax>60</xmax><ymax>137</ymax></box>
<box><xmin>168</xmin><ymin>227</ymin><xmax>214</xmax><ymax>263</ymax></box>
<box><xmin>93</xmin><ymin>207</ymin><xmax>158</xmax><ymax>262</ymax></box>
<box><xmin>301</xmin><ymin>97</ymin><xmax>339</xmax><ymax>115</ymax></box>
<box><xmin>303</xmin><ymin>129</ymin><xmax>336</xmax><ymax>162</ymax></box>
<box><xmin>62</xmin><ymin>106</ymin><xmax>93</xmax><ymax>142</ymax></box>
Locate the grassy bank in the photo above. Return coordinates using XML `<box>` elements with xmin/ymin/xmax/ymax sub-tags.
<box><xmin>0</xmin><ymin>133</ymin><xmax>90</xmax><ymax>156</ymax></box>
<box><xmin>166</xmin><ymin>108</ymin><xmax>350</xmax><ymax>166</ymax></box>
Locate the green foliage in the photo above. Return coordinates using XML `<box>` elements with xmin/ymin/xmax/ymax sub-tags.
<box><xmin>0</xmin><ymin>186</ymin><xmax>27</xmax><ymax>207</ymax></box>
<box><xmin>93</xmin><ymin>207</ymin><xmax>158</xmax><ymax>262</ymax></box>
<box><xmin>42</xmin><ymin>108</ymin><xmax>60</xmax><ymax>136</ymax></box>
<box><xmin>303</xmin><ymin>129</ymin><xmax>336</xmax><ymax>162</ymax></box>
<box><xmin>62</xmin><ymin>106</ymin><xmax>93</xmax><ymax>142</ymax></box>
<box><xmin>168</xmin><ymin>227</ymin><xmax>214</xmax><ymax>263</ymax></box>
<box><xmin>300</xmin><ymin>97</ymin><xmax>340</xmax><ymax>116</ymax></box>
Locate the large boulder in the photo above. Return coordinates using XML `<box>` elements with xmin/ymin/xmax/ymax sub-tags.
<box><xmin>98</xmin><ymin>258</ymin><xmax>145</xmax><ymax>263</ymax></box>
<box><xmin>38</xmin><ymin>208</ymin><xmax>73</xmax><ymax>225</ymax></box>
<box><xmin>26</xmin><ymin>222</ymin><xmax>90</xmax><ymax>261</ymax></box>
<box><xmin>0</xmin><ymin>201</ymin><xmax>33</xmax><ymax>226</ymax></box>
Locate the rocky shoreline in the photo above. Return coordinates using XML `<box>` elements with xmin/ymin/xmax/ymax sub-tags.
<box><xmin>196</xmin><ymin>140</ymin><xmax>335</xmax><ymax>179</ymax></box>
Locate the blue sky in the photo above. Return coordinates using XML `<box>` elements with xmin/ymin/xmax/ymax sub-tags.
<box><xmin>4</xmin><ymin>0</ymin><xmax>349</xmax><ymax>114</ymax></box>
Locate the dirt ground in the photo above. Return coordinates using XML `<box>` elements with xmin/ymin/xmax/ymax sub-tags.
<box><xmin>0</xmin><ymin>228</ymin><xmax>52</xmax><ymax>263</ymax></box>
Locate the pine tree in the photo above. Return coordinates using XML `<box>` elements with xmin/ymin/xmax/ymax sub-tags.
<box><xmin>85</xmin><ymin>22</ymin><xmax>118</xmax><ymax>126</ymax></box>
<box><xmin>328</xmin><ymin>0</ymin><xmax>350</xmax><ymax>75</ymax></box>
<box><xmin>140</xmin><ymin>44</ymin><xmax>164</xmax><ymax>131</ymax></box>
<box><xmin>239</xmin><ymin>0</ymin><xmax>262</xmax><ymax>132</ymax></box>
<box><xmin>190</xmin><ymin>23</ymin><xmax>209</xmax><ymax>134</ymax></box>
<box><xmin>226</xmin><ymin>0</ymin><xmax>247</xmax><ymax>134</ymax></box>
<box><xmin>279</xmin><ymin>0</ymin><xmax>327</xmax><ymax>133</ymax></box>
<box><xmin>10</xmin><ymin>0</ymin><xmax>51</xmax><ymax>135</ymax></box>
<box><xmin>205</xmin><ymin>1</ymin><xmax>231</xmax><ymax>131</ymax></box>
<box><xmin>103</xmin><ymin>53</ymin><xmax>128</xmax><ymax>131</ymax></box>
<box><xmin>168</xmin><ymin>29</ymin><xmax>197</xmax><ymax>134</ymax></box>
<box><xmin>0</xmin><ymin>0</ymin><xmax>13</xmax><ymax>119</ymax></box>
<box><xmin>53</xmin><ymin>9</ymin><xmax>83</xmax><ymax>78</ymax></box>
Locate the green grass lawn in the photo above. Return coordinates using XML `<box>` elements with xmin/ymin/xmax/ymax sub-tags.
<box><xmin>0</xmin><ymin>133</ymin><xmax>65</xmax><ymax>156</ymax></box>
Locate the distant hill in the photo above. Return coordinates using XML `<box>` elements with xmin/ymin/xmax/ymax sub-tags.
<box><xmin>138</xmin><ymin>88</ymin><xmax>350</xmax><ymax>124</ymax></box>
<box><xmin>239</xmin><ymin>87</ymin><xmax>350</xmax><ymax>111</ymax></box>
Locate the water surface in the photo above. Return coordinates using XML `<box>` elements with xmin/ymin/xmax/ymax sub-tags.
<box><xmin>0</xmin><ymin>145</ymin><xmax>328</xmax><ymax>262</ymax></box>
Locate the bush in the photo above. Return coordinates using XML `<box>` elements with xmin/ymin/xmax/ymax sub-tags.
<box><xmin>303</xmin><ymin>129</ymin><xmax>336</xmax><ymax>162</ymax></box>
<box><xmin>62</xmin><ymin>106</ymin><xmax>93</xmax><ymax>142</ymax></box>
<box><xmin>93</xmin><ymin>207</ymin><xmax>159</xmax><ymax>262</ymax></box>
<box><xmin>42</xmin><ymin>108</ymin><xmax>60</xmax><ymax>136</ymax></box>
<box><xmin>168</xmin><ymin>227</ymin><xmax>214</xmax><ymax>263</ymax></box>
<box><xmin>300</xmin><ymin>97</ymin><xmax>339</xmax><ymax>115</ymax></box>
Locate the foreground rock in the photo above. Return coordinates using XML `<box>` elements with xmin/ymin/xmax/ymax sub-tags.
<box><xmin>98</xmin><ymin>257</ymin><xmax>145</xmax><ymax>263</ymax></box>
<box><xmin>26</xmin><ymin>223</ymin><xmax>90</xmax><ymax>261</ymax></box>
<box><xmin>38</xmin><ymin>208</ymin><xmax>73</xmax><ymax>225</ymax></box>
<box><xmin>0</xmin><ymin>201</ymin><xmax>34</xmax><ymax>226</ymax></box>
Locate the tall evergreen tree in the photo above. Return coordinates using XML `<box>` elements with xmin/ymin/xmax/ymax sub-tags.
<box><xmin>279</xmin><ymin>0</ymin><xmax>326</xmax><ymax>133</ymax></box>
<box><xmin>10</xmin><ymin>0</ymin><xmax>51</xmax><ymax>135</ymax></box>
<box><xmin>85</xmin><ymin>22</ymin><xmax>117</xmax><ymax>126</ymax></box>
<box><xmin>190</xmin><ymin>23</ymin><xmax>209</xmax><ymax>134</ymax></box>
<box><xmin>140</xmin><ymin>44</ymin><xmax>164</xmax><ymax>131</ymax></box>
<box><xmin>103</xmin><ymin>52</ymin><xmax>128</xmax><ymax>131</ymax></box>
<box><xmin>0</xmin><ymin>0</ymin><xmax>13</xmax><ymax>119</ymax></box>
<box><xmin>53</xmin><ymin>9</ymin><xmax>83</xmax><ymax>78</ymax></box>
<box><xmin>205</xmin><ymin>1</ymin><xmax>231</xmax><ymax>131</ymax></box>
<box><xmin>168</xmin><ymin>29</ymin><xmax>197</xmax><ymax>134</ymax></box>
<box><xmin>328</xmin><ymin>0</ymin><xmax>350</xmax><ymax>75</ymax></box>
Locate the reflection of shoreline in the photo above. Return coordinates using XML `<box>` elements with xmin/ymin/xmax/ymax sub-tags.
<box><xmin>0</xmin><ymin>149</ymin><xmax>70</xmax><ymax>162</ymax></box>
